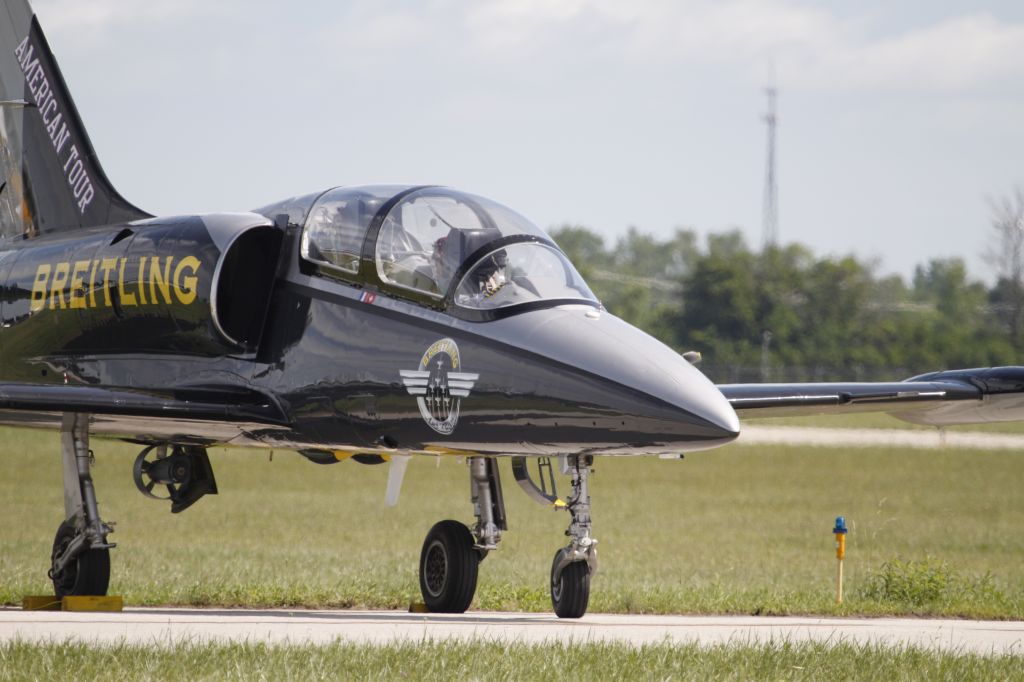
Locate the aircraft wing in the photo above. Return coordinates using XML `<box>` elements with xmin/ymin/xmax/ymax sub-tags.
<box><xmin>717</xmin><ymin>366</ymin><xmax>1024</xmax><ymax>427</ymax></box>
<box><xmin>0</xmin><ymin>383</ymin><xmax>288</xmax><ymax>425</ymax></box>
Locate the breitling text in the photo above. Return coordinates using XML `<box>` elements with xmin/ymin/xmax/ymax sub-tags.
<box><xmin>30</xmin><ymin>256</ymin><xmax>200</xmax><ymax>312</ymax></box>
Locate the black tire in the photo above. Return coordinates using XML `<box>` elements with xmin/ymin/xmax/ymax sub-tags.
<box><xmin>50</xmin><ymin>520</ymin><xmax>110</xmax><ymax>598</ymax></box>
<box><xmin>551</xmin><ymin>550</ymin><xmax>590</xmax><ymax>619</ymax></box>
<box><xmin>419</xmin><ymin>520</ymin><xmax>479</xmax><ymax>613</ymax></box>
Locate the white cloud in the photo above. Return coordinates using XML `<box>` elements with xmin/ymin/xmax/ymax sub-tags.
<box><xmin>32</xmin><ymin>0</ymin><xmax>233</xmax><ymax>42</ymax></box>
<box><xmin>34</xmin><ymin>0</ymin><xmax>1024</xmax><ymax>94</ymax></box>
<box><xmin>465</xmin><ymin>0</ymin><xmax>589</xmax><ymax>51</ymax></box>
<box><xmin>805</xmin><ymin>14</ymin><xmax>1024</xmax><ymax>92</ymax></box>
<box><xmin>456</xmin><ymin>0</ymin><xmax>1024</xmax><ymax>92</ymax></box>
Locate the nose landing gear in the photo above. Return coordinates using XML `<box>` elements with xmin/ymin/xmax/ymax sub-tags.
<box><xmin>511</xmin><ymin>454</ymin><xmax>597</xmax><ymax>617</ymax></box>
<box><xmin>549</xmin><ymin>455</ymin><xmax>596</xmax><ymax>618</ymax></box>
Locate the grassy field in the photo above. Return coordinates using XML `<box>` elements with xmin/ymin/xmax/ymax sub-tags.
<box><xmin>1</xmin><ymin>640</ymin><xmax>1021</xmax><ymax>681</ymax></box>
<box><xmin>1</xmin><ymin>426</ymin><xmax>1022</xmax><ymax>618</ymax></box>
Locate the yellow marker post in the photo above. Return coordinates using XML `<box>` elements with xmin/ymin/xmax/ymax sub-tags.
<box><xmin>833</xmin><ymin>516</ymin><xmax>848</xmax><ymax>604</ymax></box>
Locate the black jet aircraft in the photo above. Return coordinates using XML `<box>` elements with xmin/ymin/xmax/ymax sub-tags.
<box><xmin>1</xmin><ymin>0</ymin><xmax>1022</xmax><ymax>619</ymax></box>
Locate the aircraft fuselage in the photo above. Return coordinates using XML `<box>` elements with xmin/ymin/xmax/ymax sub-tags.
<box><xmin>0</xmin><ymin>206</ymin><xmax>739</xmax><ymax>458</ymax></box>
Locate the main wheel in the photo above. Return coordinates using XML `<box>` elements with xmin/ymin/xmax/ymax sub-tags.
<box><xmin>50</xmin><ymin>520</ymin><xmax>110</xmax><ymax>598</ymax></box>
<box><xmin>419</xmin><ymin>520</ymin><xmax>479</xmax><ymax>613</ymax></box>
<box><xmin>551</xmin><ymin>550</ymin><xmax>590</xmax><ymax>618</ymax></box>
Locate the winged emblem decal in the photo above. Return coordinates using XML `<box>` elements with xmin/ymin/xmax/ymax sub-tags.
<box><xmin>400</xmin><ymin>338</ymin><xmax>479</xmax><ymax>434</ymax></box>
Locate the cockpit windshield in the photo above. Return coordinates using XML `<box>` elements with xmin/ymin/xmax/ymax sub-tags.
<box><xmin>302</xmin><ymin>185</ymin><xmax>599</xmax><ymax>314</ymax></box>
<box><xmin>375</xmin><ymin>188</ymin><xmax>596</xmax><ymax>309</ymax></box>
<box><xmin>453</xmin><ymin>242</ymin><xmax>595</xmax><ymax>310</ymax></box>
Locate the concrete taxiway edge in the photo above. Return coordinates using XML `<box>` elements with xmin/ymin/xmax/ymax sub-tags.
<box><xmin>1</xmin><ymin>608</ymin><xmax>1022</xmax><ymax>654</ymax></box>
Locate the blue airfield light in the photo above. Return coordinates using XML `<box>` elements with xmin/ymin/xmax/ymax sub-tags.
<box><xmin>833</xmin><ymin>515</ymin><xmax>848</xmax><ymax>603</ymax></box>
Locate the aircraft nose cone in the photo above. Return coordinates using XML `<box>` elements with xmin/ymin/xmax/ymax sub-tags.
<box><xmin>623</xmin><ymin>345</ymin><xmax>741</xmax><ymax>449</ymax></box>
<box><xmin>681</xmin><ymin>374</ymin><xmax>741</xmax><ymax>441</ymax></box>
<box><xmin>488</xmin><ymin>307</ymin><xmax>739</xmax><ymax>454</ymax></box>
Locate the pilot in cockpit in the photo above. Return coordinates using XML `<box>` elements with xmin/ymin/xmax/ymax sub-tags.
<box><xmin>430</xmin><ymin>227</ymin><xmax>507</xmax><ymax>300</ymax></box>
<box><xmin>463</xmin><ymin>249</ymin><xmax>508</xmax><ymax>299</ymax></box>
<box><xmin>377</xmin><ymin>197</ymin><xmax>540</xmax><ymax>307</ymax></box>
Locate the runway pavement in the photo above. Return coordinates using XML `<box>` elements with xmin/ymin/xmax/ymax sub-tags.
<box><xmin>738</xmin><ymin>425</ymin><xmax>1024</xmax><ymax>451</ymax></box>
<box><xmin>1</xmin><ymin>608</ymin><xmax>1022</xmax><ymax>654</ymax></box>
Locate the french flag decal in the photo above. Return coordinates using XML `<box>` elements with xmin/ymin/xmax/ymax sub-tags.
<box><xmin>360</xmin><ymin>291</ymin><xmax>377</xmax><ymax>305</ymax></box>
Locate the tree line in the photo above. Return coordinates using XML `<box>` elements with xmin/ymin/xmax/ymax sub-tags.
<box><xmin>551</xmin><ymin>220</ymin><xmax>1022</xmax><ymax>383</ymax></box>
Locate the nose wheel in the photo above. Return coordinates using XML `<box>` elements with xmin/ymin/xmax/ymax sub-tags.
<box><xmin>550</xmin><ymin>548</ymin><xmax>590</xmax><ymax>618</ymax></box>
<box><xmin>419</xmin><ymin>520</ymin><xmax>479</xmax><ymax>613</ymax></box>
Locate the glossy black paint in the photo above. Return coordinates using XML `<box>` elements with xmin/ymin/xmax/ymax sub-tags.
<box><xmin>908</xmin><ymin>367</ymin><xmax>1024</xmax><ymax>395</ymax></box>
<box><xmin>252</xmin><ymin>276</ymin><xmax>738</xmax><ymax>455</ymax></box>
<box><xmin>0</xmin><ymin>215</ymin><xmax>276</xmax><ymax>369</ymax></box>
<box><xmin>4</xmin><ymin>183</ymin><xmax>1024</xmax><ymax>452</ymax></box>
<box><xmin>0</xmin><ymin>191</ymin><xmax>740</xmax><ymax>456</ymax></box>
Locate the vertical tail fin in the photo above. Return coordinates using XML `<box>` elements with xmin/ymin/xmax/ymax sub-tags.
<box><xmin>0</xmin><ymin>0</ymin><xmax>149</xmax><ymax>238</ymax></box>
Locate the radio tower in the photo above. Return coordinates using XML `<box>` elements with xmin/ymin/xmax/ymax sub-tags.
<box><xmin>761</xmin><ymin>86</ymin><xmax>778</xmax><ymax>249</ymax></box>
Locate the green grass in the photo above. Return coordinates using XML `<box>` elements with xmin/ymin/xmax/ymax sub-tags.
<box><xmin>746</xmin><ymin>411</ymin><xmax>1024</xmax><ymax>433</ymax></box>
<box><xmin>1</xmin><ymin>426</ymin><xmax>1022</xmax><ymax>617</ymax></box>
<box><xmin>0</xmin><ymin>641</ymin><xmax>1020</xmax><ymax>681</ymax></box>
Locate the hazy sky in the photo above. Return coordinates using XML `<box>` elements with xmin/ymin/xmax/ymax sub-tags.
<box><xmin>30</xmin><ymin>0</ymin><xmax>1024</xmax><ymax>284</ymax></box>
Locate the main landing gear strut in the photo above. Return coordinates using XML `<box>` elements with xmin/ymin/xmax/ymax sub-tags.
<box><xmin>49</xmin><ymin>414</ymin><xmax>115</xmax><ymax>598</ymax></box>
<box><xmin>417</xmin><ymin>455</ymin><xmax>597</xmax><ymax>618</ymax></box>
<box><xmin>46</xmin><ymin>414</ymin><xmax>219</xmax><ymax>598</ymax></box>
<box><xmin>419</xmin><ymin>457</ymin><xmax>505</xmax><ymax>612</ymax></box>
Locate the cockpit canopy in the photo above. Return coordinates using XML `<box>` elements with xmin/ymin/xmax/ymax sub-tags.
<box><xmin>297</xmin><ymin>186</ymin><xmax>598</xmax><ymax>316</ymax></box>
